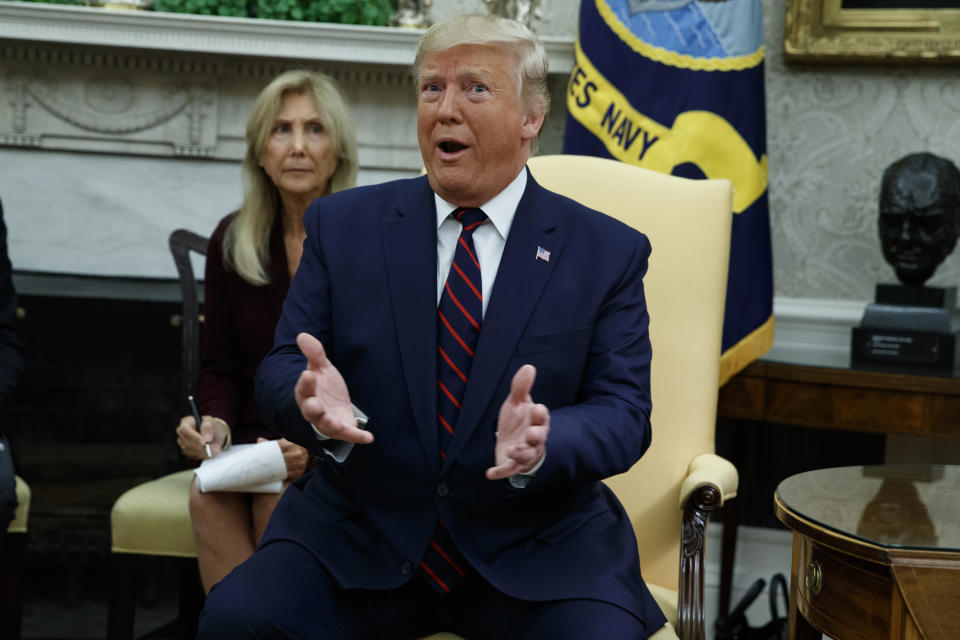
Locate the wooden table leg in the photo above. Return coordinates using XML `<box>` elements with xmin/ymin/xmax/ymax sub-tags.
<box><xmin>787</xmin><ymin>534</ymin><xmax>820</xmax><ymax>640</ymax></box>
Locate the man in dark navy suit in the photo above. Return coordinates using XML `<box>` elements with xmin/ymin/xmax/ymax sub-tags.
<box><xmin>199</xmin><ymin>13</ymin><xmax>666</xmax><ymax>639</ymax></box>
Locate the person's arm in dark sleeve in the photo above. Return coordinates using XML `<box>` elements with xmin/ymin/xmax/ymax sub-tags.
<box><xmin>255</xmin><ymin>199</ymin><xmax>369</xmax><ymax>457</ymax></box>
<box><xmin>0</xmin><ymin>202</ymin><xmax>25</xmax><ymax>419</ymax></box>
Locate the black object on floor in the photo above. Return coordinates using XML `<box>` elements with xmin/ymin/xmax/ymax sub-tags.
<box><xmin>714</xmin><ymin>573</ymin><xmax>789</xmax><ymax>640</ymax></box>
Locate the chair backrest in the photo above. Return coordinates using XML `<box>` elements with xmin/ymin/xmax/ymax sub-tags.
<box><xmin>169</xmin><ymin>229</ymin><xmax>209</xmax><ymax>412</ymax></box>
<box><xmin>527</xmin><ymin>154</ymin><xmax>733</xmax><ymax>591</ymax></box>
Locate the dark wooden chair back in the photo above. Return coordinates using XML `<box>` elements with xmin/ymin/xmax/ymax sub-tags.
<box><xmin>168</xmin><ymin>229</ymin><xmax>209</xmax><ymax>411</ymax></box>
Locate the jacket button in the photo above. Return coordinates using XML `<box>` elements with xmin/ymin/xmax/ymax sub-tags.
<box><xmin>436</xmin><ymin>482</ymin><xmax>449</xmax><ymax>497</ymax></box>
<box><xmin>400</xmin><ymin>561</ymin><xmax>413</xmax><ymax>576</ymax></box>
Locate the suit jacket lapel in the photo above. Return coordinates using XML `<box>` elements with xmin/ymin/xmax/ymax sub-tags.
<box><xmin>382</xmin><ymin>177</ymin><xmax>441</xmax><ymax>476</ymax></box>
<box><xmin>442</xmin><ymin>172</ymin><xmax>564</xmax><ymax>472</ymax></box>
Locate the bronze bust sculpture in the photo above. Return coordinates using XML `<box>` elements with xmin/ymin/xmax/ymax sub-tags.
<box><xmin>878</xmin><ymin>152</ymin><xmax>960</xmax><ymax>286</ymax></box>
<box><xmin>853</xmin><ymin>153</ymin><xmax>960</xmax><ymax>372</ymax></box>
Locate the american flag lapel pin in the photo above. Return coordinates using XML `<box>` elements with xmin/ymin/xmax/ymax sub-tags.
<box><xmin>536</xmin><ymin>246</ymin><xmax>551</xmax><ymax>262</ymax></box>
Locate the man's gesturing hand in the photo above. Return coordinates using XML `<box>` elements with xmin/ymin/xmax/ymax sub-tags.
<box><xmin>486</xmin><ymin>364</ymin><xmax>549</xmax><ymax>480</ymax></box>
<box><xmin>294</xmin><ymin>332</ymin><xmax>373</xmax><ymax>444</ymax></box>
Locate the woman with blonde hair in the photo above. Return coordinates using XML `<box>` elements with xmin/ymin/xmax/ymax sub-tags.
<box><xmin>175</xmin><ymin>69</ymin><xmax>357</xmax><ymax>592</ymax></box>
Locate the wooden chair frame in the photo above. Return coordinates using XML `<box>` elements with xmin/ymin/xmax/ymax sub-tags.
<box><xmin>105</xmin><ymin>229</ymin><xmax>209</xmax><ymax>640</ymax></box>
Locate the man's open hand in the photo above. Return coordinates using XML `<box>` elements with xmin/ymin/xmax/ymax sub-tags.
<box><xmin>294</xmin><ymin>332</ymin><xmax>373</xmax><ymax>444</ymax></box>
<box><xmin>486</xmin><ymin>364</ymin><xmax>549</xmax><ymax>480</ymax></box>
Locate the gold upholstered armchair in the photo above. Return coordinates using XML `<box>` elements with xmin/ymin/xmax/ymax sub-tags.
<box><xmin>424</xmin><ymin>154</ymin><xmax>738</xmax><ymax>640</ymax></box>
<box><xmin>106</xmin><ymin>229</ymin><xmax>208</xmax><ymax>639</ymax></box>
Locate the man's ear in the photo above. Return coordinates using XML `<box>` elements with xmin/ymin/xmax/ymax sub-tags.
<box><xmin>521</xmin><ymin>109</ymin><xmax>545</xmax><ymax>142</ymax></box>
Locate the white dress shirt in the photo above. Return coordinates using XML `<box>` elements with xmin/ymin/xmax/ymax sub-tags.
<box><xmin>434</xmin><ymin>169</ymin><xmax>527</xmax><ymax>317</ymax></box>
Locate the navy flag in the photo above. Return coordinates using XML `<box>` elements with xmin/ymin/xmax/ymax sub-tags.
<box><xmin>563</xmin><ymin>0</ymin><xmax>773</xmax><ymax>385</ymax></box>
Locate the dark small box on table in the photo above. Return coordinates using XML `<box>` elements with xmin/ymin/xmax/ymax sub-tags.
<box><xmin>851</xmin><ymin>284</ymin><xmax>960</xmax><ymax>372</ymax></box>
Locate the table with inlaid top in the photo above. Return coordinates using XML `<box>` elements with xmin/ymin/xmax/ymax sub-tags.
<box><xmin>774</xmin><ymin>465</ymin><xmax>960</xmax><ymax>640</ymax></box>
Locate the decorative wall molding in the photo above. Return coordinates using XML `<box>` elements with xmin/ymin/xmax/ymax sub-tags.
<box><xmin>0</xmin><ymin>44</ymin><xmax>422</xmax><ymax>162</ymax></box>
<box><xmin>0</xmin><ymin>2</ymin><xmax>573</xmax><ymax>164</ymax></box>
<box><xmin>0</xmin><ymin>1</ymin><xmax>574</xmax><ymax>73</ymax></box>
<box><xmin>3</xmin><ymin>57</ymin><xmax>229</xmax><ymax>159</ymax></box>
<box><xmin>26</xmin><ymin>75</ymin><xmax>192</xmax><ymax>135</ymax></box>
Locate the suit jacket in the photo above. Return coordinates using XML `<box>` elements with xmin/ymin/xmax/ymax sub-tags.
<box><xmin>256</xmin><ymin>170</ymin><xmax>665</xmax><ymax>628</ymax></box>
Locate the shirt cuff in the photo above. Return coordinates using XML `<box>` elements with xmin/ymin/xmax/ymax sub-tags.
<box><xmin>311</xmin><ymin>404</ymin><xmax>368</xmax><ymax>463</ymax></box>
<box><xmin>508</xmin><ymin>451</ymin><xmax>546</xmax><ymax>489</ymax></box>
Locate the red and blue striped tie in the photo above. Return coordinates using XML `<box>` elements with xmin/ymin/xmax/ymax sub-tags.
<box><xmin>420</xmin><ymin>207</ymin><xmax>486</xmax><ymax>595</ymax></box>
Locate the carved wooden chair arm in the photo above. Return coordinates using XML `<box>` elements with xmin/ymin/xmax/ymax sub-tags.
<box><xmin>676</xmin><ymin>453</ymin><xmax>739</xmax><ymax>640</ymax></box>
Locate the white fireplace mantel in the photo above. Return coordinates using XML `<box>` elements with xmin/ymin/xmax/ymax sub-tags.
<box><xmin>0</xmin><ymin>1</ymin><xmax>575</xmax><ymax>73</ymax></box>
<box><xmin>0</xmin><ymin>1</ymin><xmax>575</xmax><ymax>280</ymax></box>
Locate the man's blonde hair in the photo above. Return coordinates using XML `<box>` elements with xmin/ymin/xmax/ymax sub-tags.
<box><xmin>411</xmin><ymin>13</ymin><xmax>550</xmax><ymax>124</ymax></box>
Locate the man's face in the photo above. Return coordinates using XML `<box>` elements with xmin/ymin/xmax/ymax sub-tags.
<box><xmin>879</xmin><ymin>167</ymin><xmax>960</xmax><ymax>285</ymax></box>
<box><xmin>417</xmin><ymin>44</ymin><xmax>544</xmax><ymax>208</ymax></box>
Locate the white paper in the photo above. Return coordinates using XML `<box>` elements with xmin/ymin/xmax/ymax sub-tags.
<box><xmin>194</xmin><ymin>441</ymin><xmax>286</xmax><ymax>493</ymax></box>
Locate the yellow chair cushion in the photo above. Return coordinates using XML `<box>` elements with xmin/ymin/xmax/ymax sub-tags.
<box><xmin>111</xmin><ymin>469</ymin><xmax>196</xmax><ymax>557</ymax></box>
<box><xmin>8</xmin><ymin>475</ymin><xmax>30</xmax><ymax>534</ymax></box>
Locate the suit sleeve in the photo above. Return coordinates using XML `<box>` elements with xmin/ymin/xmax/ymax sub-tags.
<box><xmin>255</xmin><ymin>199</ymin><xmax>334</xmax><ymax>452</ymax></box>
<box><xmin>0</xmin><ymin>203</ymin><xmax>25</xmax><ymax>422</ymax></box>
<box><xmin>528</xmin><ymin>232</ymin><xmax>653</xmax><ymax>489</ymax></box>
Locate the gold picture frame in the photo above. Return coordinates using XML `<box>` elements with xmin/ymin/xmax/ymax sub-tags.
<box><xmin>785</xmin><ymin>0</ymin><xmax>960</xmax><ymax>63</ymax></box>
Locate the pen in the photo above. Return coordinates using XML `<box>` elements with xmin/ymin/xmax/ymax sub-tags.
<box><xmin>188</xmin><ymin>395</ymin><xmax>212</xmax><ymax>459</ymax></box>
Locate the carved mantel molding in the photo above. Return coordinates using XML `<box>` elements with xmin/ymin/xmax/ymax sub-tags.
<box><xmin>0</xmin><ymin>1</ymin><xmax>574</xmax><ymax>72</ymax></box>
<box><xmin>0</xmin><ymin>1</ymin><xmax>574</xmax><ymax>163</ymax></box>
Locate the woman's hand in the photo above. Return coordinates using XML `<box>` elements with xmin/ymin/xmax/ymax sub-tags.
<box><xmin>259</xmin><ymin>437</ymin><xmax>311</xmax><ymax>480</ymax></box>
<box><xmin>176</xmin><ymin>415</ymin><xmax>230</xmax><ymax>460</ymax></box>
